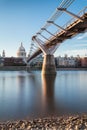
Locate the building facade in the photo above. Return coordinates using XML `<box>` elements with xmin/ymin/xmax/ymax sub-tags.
<box><xmin>81</xmin><ymin>57</ymin><xmax>87</xmax><ymax>67</ymax></box>
<box><xmin>56</xmin><ymin>55</ymin><xmax>81</xmax><ymax>67</ymax></box>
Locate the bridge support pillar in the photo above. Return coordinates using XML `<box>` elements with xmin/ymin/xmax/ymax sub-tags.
<box><xmin>32</xmin><ymin>36</ymin><xmax>59</xmax><ymax>75</ymax></box>
<box><xmin>42</xmin><ymin>54</ymin><xmax>56</xmax><ymax>75</ymax></box>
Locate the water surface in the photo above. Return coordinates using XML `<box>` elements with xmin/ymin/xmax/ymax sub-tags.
<box><xmin>0</xmin><ymin>71</ymin><xmax>87</xmax><ymax>121</ymax></box>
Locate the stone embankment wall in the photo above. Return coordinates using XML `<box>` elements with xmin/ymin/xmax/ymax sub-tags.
<box><xmin>0</xmin><ymin>66</ymin><xmax>87</xmax><ymax>71</ymax></box>
<box><xmin>0</xmin><ymin>66</ymin><xmax>27</xmax><ymax>71</ymax></box>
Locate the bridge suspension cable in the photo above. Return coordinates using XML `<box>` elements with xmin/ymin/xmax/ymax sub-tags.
<box><xmin>28</xmin><ymin>41</ymin><xmax>39</xmax><ymax>57</ymax></box>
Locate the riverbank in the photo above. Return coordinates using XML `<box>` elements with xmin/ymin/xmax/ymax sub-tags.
<box><xmin>0</xmin><ymin>66</ymin><xmax>27</xmax><ymax>71</ymax></box>
<box><xmin>0</xmin><ymin>115</ymin><xmax>87</xmax><ymax>129</ymax></box>
<box><xmin>57</xmin><ymin>67</ymin><xmax>87</xmax><ymax>71</ymax></box>
<box><xmin>0</xmin><ymin>66</ymin><xmax>87</xmax><ymax>71</ymax></box>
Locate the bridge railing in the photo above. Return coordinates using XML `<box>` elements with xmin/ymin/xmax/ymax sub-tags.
<box><xmin>63</xmin><ymin>6</ymin><xmax>87</xmax><ymax>29</ymax></box>
<box><xmin>49</xmin><ymin>6</ymin><xmax>87</xmax><ymax>41</ymax></box>
<box><xmin>29</xmin><ymin>7</ymin><xmax>87</xmax><ymax>60</ymax></box>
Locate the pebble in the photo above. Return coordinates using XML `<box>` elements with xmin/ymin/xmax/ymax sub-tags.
<box><xmin>0</xmin><ymin>115</ymin><xmax>87</xmax><ymax>129</ymax></box>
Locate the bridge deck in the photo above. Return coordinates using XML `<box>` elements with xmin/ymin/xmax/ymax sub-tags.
<box><xmin>47</xmin><ymin>13</ymin><xmax>87</xmax><ymax>46</ymax></box>
<box><xmin>28</xmin><ymin>12</ymin><xmax>87</xmax><ymax>62</ymax></box>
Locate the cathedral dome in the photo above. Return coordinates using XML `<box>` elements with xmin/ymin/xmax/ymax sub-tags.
<box><xmin>18</xmin><ymin>43</ymin><xmax>25</xmax><ymax>52</ymax></box>
<box><xmin>17</xmin><ymin>42</ymin><xmax>26</xmax><ymax>58</ymax></box>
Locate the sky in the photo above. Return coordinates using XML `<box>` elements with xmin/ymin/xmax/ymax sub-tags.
<box><xmin>0</xmin><ymin>0</ymin><xmax>87</xmax><ymax>57</ymax></box>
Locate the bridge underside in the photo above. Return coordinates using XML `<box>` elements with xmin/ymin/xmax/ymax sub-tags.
<box><xmin>28</xmin><ymin>13</ymin><xmax>87</xmax><ymax>62</ymax></box>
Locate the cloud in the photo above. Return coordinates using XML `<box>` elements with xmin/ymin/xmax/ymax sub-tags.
<box><xmin>77</xmin><ymin>32</ymin><xmax>87</xmax><ymax>40</ymax></box>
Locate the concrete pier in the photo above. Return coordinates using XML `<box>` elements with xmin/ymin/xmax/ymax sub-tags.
<box><xmin>42</xmin><ymin>54</ymin><xmax>56</xmax><ymax>75</ymax></box>
<box><xmin>31</xmin><ymin>36</ymin><xmax>58</xmax><ymax>75</ymax></box>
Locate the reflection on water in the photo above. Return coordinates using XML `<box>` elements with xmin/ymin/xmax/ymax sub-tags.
<box><xmin>42</xmin><ymin>75</ymin><xmax>56</xmax><ymax>115</ymax></box>
<box><xmin>0</xmin><ymin>71</ymin><xmax>87</xmax><ymax>121</ymax></box>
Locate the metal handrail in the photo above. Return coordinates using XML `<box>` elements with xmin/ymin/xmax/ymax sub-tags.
<box><xmin>29</xmin><ymin>6</ymin><xmax>87</xmax><ymax>61</ymax></box>
<box><xmin>48</xmin><ymin>6</ymin><xmax>87</xmax><ymax>41</ymax></box>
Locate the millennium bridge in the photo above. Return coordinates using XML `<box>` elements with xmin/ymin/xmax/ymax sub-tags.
<box><xmin>28</xmin><ymin>0</ymin><xmax>87</xmax><ymax>75</ymax></box>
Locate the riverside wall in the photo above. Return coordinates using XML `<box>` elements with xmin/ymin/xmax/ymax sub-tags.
<box><xmin>0</xmin><ymin>66</ymin><xmax>87</xmax><ymax>71</ymax></box>
<box><xmin>0</xmin><ymin>66</ymin><xmax>27</xmax><ymax>71</ymax></box>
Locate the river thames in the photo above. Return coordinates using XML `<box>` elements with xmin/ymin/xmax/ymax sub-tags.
<box><xmin>0</xmin><ymin>70</ymin><xmax>87</xmax><ymax>121</ymax></box>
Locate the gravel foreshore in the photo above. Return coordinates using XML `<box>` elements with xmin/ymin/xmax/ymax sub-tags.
<box><xmin>0</xmin><ymin>115</ymin><xmax>87</xmax><ymax>130</ymax></box>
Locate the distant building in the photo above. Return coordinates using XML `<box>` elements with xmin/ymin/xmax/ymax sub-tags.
<box><xmin>3</xmin><ymin>57</ymin><xmax>26</xmax><ymax>66</ymax></box>
<box><xmin>0</xmin><ymin>57</ymin><xmax>4</xmax><ymax>66</ymax></box>
<box><xmin>81</xmin><ymin>57</ymin><xmax>87</xmax><ymax>67</ymax></box>
<box><xmin>56</xmin><ymin>55</ymin><xmax>81</xmax><ymax>67</ymax></box>
<box><xmin>0</xmin><ymin>43</ymin><xmax>28</xmax><ymax>66</ymax></box>
<box><xmin>17</xmin><ymin>42</ymin><xmax>26</xmax><ymax>63</ymax></box>
<box><xmin>0</xmin><ymin>50</ymin><xmax>5</xmax><ymax>66</ymax></box>
<box><xmin>2</xmin><ymin>50</ymin><xmax>5</xmax><ymax>58</ymax></box>
<box><xmin>56</xmin><ymin>56</ymin><xmax>75</xmax><ymax>67</ymax></box>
